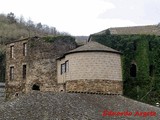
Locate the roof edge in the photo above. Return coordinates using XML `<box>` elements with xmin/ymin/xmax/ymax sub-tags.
<box><xmin>57</xmin><ymin>50</ymin><xmax>122</xmax><ymax>60</ymax></box>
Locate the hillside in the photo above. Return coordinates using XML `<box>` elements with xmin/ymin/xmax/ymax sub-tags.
<box><xmin>0</xmin><ymin>92</ymin><xmax>159</xmax><ymax>120</ymax></box>
<box><xmin>0</xmin><ymin>12</ymin><xmax>69</xmax><ymax>44</ymax></box>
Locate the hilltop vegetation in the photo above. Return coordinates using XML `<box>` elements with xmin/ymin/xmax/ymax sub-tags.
<box><xmin>0</xmin><ymin>12</ymin><xmax>69</xmax><ymax>44</ymax></box>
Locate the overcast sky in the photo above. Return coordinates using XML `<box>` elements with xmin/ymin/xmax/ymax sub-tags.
<box><xmin>0</xmin><ymin>0</ymin><xmax>159</xmax><ymax>36</ymax></box>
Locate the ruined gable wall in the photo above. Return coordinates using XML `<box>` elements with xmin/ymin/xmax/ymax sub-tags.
<box><xmin>5</xmin><ymin>36</ymin><xmax>77</xmax><ymax>99</ymax></box>
<box><xmin>25</xmin><ymin>37</ymin><xmax>77</xmax><ymax>93</ymax></box>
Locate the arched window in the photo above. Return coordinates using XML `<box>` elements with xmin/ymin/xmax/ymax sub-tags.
<box><xmin>32</xmin><ymin>84</ymin><xmax>40</xmax><ymax>91</ymax></box>
<box><xmin>130</xmin><ymin>64</ymin><xmax>137</xmax><ymax>77</ymax></box>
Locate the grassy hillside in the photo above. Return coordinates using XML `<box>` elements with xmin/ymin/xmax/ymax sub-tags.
<box><xmin>0</xmin><ymin>12</ymin><xmax>69</xmax><ymax>44</ymax></box>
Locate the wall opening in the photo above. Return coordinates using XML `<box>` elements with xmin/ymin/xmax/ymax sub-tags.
<box><xmin>61</xmin><ymin>63</ymin><xmax>65</xmax><ymax>74</ymax></box>
<box><xmin>32</xmin><ymin>84</ymin><xmax>40</xmax><ymax>91</ymax></box>
<box><xmin>15</xmin><ymin>92</ymin><xmax>19</xmax><ymax>97</ymax></box>
<box><xmin>10</xmin><ymin>66</ymin><xmax>14</xmax><ymax>80</ymax></box>
<box><xmin>10</xmin><ymin>45</ymin><xmax>14</xmax><ymax>58</ymax></box>
<box><xmin>23</xmin><ymin>43</ymin><xmax>27</xmax><ymax>56</ymax></box>
<box><xmin>130</xmin><ymin>64</ymin><xmax>137</xmax><ymax>77</ymax></box>
<box><xmin>23</xmin><ymin>65</ymin><xmax>26</xmax><ymax>79</ymax></box>
<box><xmin>149</xmin><ymin>65</ymin><xmax>154</xmax><ymax>77</ymax></box>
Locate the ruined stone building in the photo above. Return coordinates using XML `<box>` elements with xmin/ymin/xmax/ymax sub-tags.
<box><xmin>5</xmin><ymin>36</ymin><xmax>77</xmax><ymax>99</ymax></box>
<box><xmin>5</xmin><ymin>36</ymin><xmax>123</xmax><ymax>99</ymax></box>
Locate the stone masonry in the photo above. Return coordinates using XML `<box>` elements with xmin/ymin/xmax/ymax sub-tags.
<box><xmin>6</xmin><ymin>37</ymin><xmax>123</xmax><ymax>100</ymax></box>
<box><xmin>57</xmin><ymin>42</ymin><xmax>123</xmax><ymax>95</ymax></box>
<box><xmin>5</xmin><ymin>36</ymin><xmax>77</xmax><ymax>99</ymax></box>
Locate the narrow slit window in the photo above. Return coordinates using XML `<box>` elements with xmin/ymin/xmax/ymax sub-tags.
<box><xmin>23</xmin><ymin>43</ymin><xmax>27</xmax><ymax>56</ymax></box>
<box><xmin>61</xmin><ymin>63</ymin><xmax>65</xmax><ymax>74</ymax></box>
<box><xmin>149</xmin><ymin>65</ymin><xmax>154</xmax><ymax>77</ymax></box>
<box><xmin>10</xmin><ymin>66</ymin><xmax>14</xmax><ymax>80</ymax></box>
<box><xmin>65</xmin><ymin>60</ymin><xmax>69</xmax><ymax>72</ymax></box>
<box><xmin>130</xmin><ymin>64</ymin><xmax>136</xmax><ymax>77</ymax></box>
<box><xmin>23</xmin><ymin>65</ymin><xmax>26</xmax><ymax>79</ymax></box>
<box><xmin>10</xmin><ymin>45</ymin><xmax>14</xmax><ymax>58</ymax></box>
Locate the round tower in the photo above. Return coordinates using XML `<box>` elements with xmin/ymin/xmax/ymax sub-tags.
<box><xmin>57</xmin><ymin>41</ymin><xmax>123</xmax><ymax>95</ymax></box>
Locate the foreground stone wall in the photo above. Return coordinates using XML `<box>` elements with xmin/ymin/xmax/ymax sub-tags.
<box><xmin>66</xmin><ymin>80</ymin><xmax>123</xmax><ymax>95</ymax></box>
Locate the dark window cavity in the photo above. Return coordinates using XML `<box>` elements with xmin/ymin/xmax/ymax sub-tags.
<box><xmin>65</xmin><ymin>60</ymin><xmax>69</xmax><ymax>72</ymax></box>
<box><xmin>61</xmin><ymin>63</ymin><xmax>65</xmax><ymax>74</ymax></box>
<box><xmin>23</xmin><ymin>65</ymin><xmax>26</xmax><ymax>79</ymax></box>
<box><xmin>10</xmin><ymin>45</ymin><xmax>14</xmax><ymax>58</ymax></box>
<box><xmin>130</xmin><ymin>64</ymin><xmax>137</xmax><ymax>77</ymax></box>
<box><xmin>10</xmin><ymin>66</ymin><xmax>14</xmax><ymax>80</ymax></box>
<box><xmin>61</xmin><ymin>60</ymin><xmax>69</xmax><ymax>74</ymax></box>
<box><xmin>149</xmin><ymin>65</ymin><xmax>154</xmax><ymax>77</ymax></box>
<box><xmin>32</xmin><ymin>84</ymin><xmax>40</xmax><ymax>91</ymax></box>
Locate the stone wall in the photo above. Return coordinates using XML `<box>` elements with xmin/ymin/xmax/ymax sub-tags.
<box><xmin>57</xmin><ymin>51</ymin><xmax>123</xmax><ymax>94</ymax></box>
<box><xmin>57</xmin><ymin>52</ymin><xmax>122</xmax><ymax>83</ymax></box>
<box><xmin>5</xmin><ymin>36</ymin><xmax>77</xmax><ymax>99</ymax></box>
<box><xmin>66</xmin><ymin>80</ymin><xmax>123</xmax><ymax>94</ymax></box>
<box><xmin>0</xmin><ymin>82</ymin><xmax>5</xmax><ymax>97</ymax></box>
<box><xmin>5</xmin><ymin>39</ymin><xmax>28</xmax><ymax>99</ymax></box>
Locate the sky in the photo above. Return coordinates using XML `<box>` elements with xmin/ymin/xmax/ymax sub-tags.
<box><xmin>0</xmin><ymin>0</ymin><xmax>160</xmax><ymax>36</ymax></box>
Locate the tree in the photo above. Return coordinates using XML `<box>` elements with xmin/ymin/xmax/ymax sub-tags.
<box><xmin>26</xmin><ymin>19</ymin><xmax>35</xmax><ymax>37</ymax></box>
<box><xmin>7</xmin><ymin>12</ymin><xmax>17</xmax><ymax>24</ymax></box>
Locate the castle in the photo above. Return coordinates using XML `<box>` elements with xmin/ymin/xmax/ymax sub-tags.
<box><xmin>5</xmin><ymin>36</ymin><xmax>122</xmax><ymax>99</ymax></box>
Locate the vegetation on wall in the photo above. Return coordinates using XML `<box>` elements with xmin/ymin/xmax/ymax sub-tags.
<box><xmin>43</xmin><ymin>36</ymin><xmax>75</xmax><ymax>43</ymax></box>
<box><xmin>91</xmin><ymin>34</ymin><xmax>160</xmax><ymax>105</ymax></box>
<box><xmin>0</xmin><ymin>44</ymin><xmax>5</xmax><ymax>82</ymax></box>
